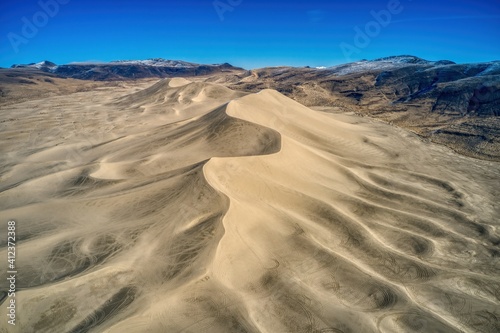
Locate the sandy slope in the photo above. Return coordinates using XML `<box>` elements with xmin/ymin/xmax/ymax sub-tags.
<box><xmin>0</xmin><ymin>79</ymin><xmax>499</xmax><ymax>333</ymax></box>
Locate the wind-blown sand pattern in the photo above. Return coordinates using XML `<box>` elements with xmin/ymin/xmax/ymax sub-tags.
<box><xmin>0</xmin><ymin>78</ymin><xmax>499</xmax><ymax>333</ymax></box>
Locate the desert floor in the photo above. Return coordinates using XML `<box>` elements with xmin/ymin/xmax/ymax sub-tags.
<box><xmin>0</xmin><ymin>78</ymin><xmax>499</xmax><ymax>332</ymax></box>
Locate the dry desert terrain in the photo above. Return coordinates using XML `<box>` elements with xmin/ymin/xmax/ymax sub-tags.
<box><xmin>0</xmin><ymin>78</ymin><xmax>499</xmax><ymax>332</ymax></box>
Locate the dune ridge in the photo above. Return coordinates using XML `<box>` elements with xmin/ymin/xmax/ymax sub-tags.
<box><xmin>0</xmin><ymin>79</ymin><xmax>499</xmax><ymax>333</ymax></box>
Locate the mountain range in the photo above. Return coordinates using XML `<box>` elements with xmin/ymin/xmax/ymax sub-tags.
<box><xmin>9</xmin><ymin>58</ymin><xmax>241</xmax><ymax>80</ymax></box>
<box><xmin>2</xmin><ymin>55</ymin><xmax>499</xmax><ymax>161</ymax></box>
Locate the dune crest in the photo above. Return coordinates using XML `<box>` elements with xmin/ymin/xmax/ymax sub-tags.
<box><xmin>0</xmin><ymin>80</ymin><xmax>498</xmax><ymax>333</ymax></box>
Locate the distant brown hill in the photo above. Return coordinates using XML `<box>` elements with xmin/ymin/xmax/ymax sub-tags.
<box><xmin>9</xmin><ymin>58</ymin><xmax>243</xmax><ymax>81</ymax></box>
<box><xmin>0</xmin><ymin>59</ymin><xmax>243</xmax><ymax>105</ymax></box>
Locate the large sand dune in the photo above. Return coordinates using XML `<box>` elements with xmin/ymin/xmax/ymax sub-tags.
<box><xmin>0</xmin><ymin>79</ymin><xmax>499</xmax><ymax>332</ymax></box>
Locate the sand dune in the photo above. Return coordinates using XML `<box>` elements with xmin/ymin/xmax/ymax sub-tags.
<box><xmin>0</xmin><ymin>79</ymin><xmax>499</xmax><ymax>333</ymax></box>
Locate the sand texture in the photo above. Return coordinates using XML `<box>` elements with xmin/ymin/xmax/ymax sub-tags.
<box><xmin>0</xmin><ymin>79</ymin><xmax>499</xmax><ymax>333</ymax></box>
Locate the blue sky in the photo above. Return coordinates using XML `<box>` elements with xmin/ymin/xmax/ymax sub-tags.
<box><xmin>0</xmin><ymin>0</ymin><xmax>499</xmax><ymax>69</ymax></box>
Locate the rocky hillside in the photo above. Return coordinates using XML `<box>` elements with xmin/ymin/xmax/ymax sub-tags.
<box><xmin>220</xmin><ymin>56</ymin><xmax>500</xmax><ymax>161</ymax></box>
